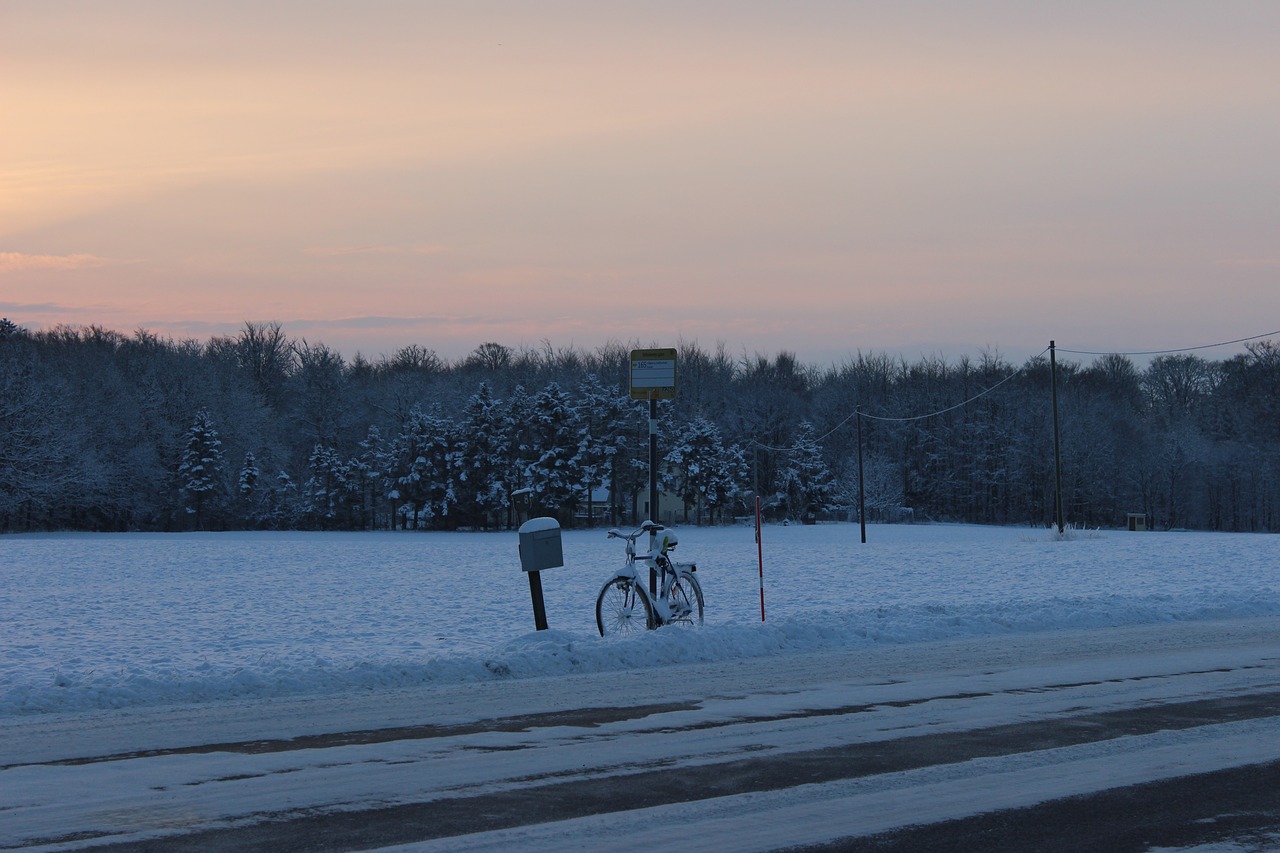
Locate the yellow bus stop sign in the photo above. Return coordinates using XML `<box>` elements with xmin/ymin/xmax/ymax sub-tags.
<box><xmin>630</xmin><ymin>348</ymin><xmax>677</xmax><ymax>400</ymax></box>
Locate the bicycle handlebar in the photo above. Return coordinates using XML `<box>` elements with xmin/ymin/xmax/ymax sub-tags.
<box><xmin>607</xmin><ymin>522</ymin><xmax>664</xmax><ymax>541</ymax></box>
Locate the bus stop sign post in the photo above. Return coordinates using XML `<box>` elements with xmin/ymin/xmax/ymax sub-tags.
<box><xmin>630</xmin><ymin>349</ymin><xmax>677</xmax><ymax>596</ymax></box>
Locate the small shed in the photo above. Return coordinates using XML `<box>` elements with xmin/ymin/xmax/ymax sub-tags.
<box><xmin>1126</xmin><ymin>512</ymin><xmax>1148</xmax><ymax>532</ymax></box>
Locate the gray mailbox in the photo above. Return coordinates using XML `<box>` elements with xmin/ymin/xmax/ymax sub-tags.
<box><xmin>518</xmin><ymin>517</ymin><xmax>563</xmax><ymax>631</ymax></box>
<box><xmin>519</xmin><ymin>517</ymin><xmax>564</xmax><ymax>572</ymax></box>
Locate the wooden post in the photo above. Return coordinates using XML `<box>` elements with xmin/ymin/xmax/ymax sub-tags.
<box><xmin>1050</xmin><ymin>340</ymin><xmax>1065</xmax><ymax>534</ymax></box>
<box><xmin>857</xmin><ymin>407</ymin><xmax>867</xmax><ymax>544</ymax></box>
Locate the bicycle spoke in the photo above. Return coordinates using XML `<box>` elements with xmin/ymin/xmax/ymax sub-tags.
<box><xmin>665</xmin><ymin>575</ymin><xmax>704</xmax><ymax>628</ymax></box>
<box><xmin>596</xmin><ymin>577</ymin><xmax>653</xmax><ymax>636</ymax></box>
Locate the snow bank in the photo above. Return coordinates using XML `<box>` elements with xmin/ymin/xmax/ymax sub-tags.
<box><xmin>2</xmin><ymin>524</ymin><xmax>1277</xmax><ymax>716</ymax></box>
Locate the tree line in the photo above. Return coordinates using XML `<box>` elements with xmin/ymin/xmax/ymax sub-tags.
<box><xmin>2</xmin><ymin>318</ymin><xmax>1277</xmax><ymax>533</ymax></box>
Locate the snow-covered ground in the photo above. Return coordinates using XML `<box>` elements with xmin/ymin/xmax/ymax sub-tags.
<box><xmin>4</xmin><ymin>523</ymin><xmax>1280</xmax><ymax>851</ymax></box>
<box><xmin>3</xmin><ymin>522</ymin><xmax>1278</xmax><ymax>717</ymax></box>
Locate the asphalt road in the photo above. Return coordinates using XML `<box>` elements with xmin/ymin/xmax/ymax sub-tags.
<box><xmin>4</xmin><ymin>618</ymin><xmax>1280</xmax><ymax>852</ymax></box>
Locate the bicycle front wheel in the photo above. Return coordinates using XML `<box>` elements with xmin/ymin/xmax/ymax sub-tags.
<box><xmin>596</xmin><ymin>576</ymin><xmax>655</xmax><ymax>636</ymax></box>
<box><xmin>666</xmin><ymin>573</ymin><xmax>704</xmax><ymax>627</ymax></box>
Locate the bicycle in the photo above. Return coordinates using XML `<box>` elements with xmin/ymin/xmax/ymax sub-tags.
<box><xmin>596</xmin><ymin>521</ymin><xmax>704</xmax><ymax>636</ymax></box>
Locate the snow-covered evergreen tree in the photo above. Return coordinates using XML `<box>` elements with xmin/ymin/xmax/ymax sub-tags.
<box><xmin>455</xmin><ymin>382</ymin><xmax>510</xmax><ymax>529</ymax></box>
<box><xmin>355</xmin><ymin>426</ymin><xmax>390</xmax><ymax>530</ymax></box>
<box><xmin>270</xmin><ymin>469</ymin><xmax>299</xmax><ymax>529</ymax></box>
<box><xmin>500</xmin><ymin>384</ymin><xmax>536</xmax><ymax>526</ymax></box>
<box><xmin>573</xmin><ymin>373</ymin><xmax>627</xmax><ymax>526</ymax></box>
<box><xmin>779</xmin><ymin>421</ymin><xmax>841</xmax><ymax>523</ymax></box>
<box><xmin>665</xmin><ymin>417</ymin><xmax>747</xmax><ymax>525</ymax></box>
<box><xmin>235</xmin><ymin>450</ymin><xmax>261</xmax><ymax>527</ymax></box>
<box><xmin>525</xmin><ymin>382</ymin><xmax>581</xmax><ymax>521</ymax></box>
<box><xmin>302</xmin><ymin>444</ymin><xmax>355</xmax><ymax>528</ymax></box>
<box><xmin>392</xmin><ymin>406</ymin><xmax>458</xmax><ymax>529</ymax></box>
<box><xmin>178</xmin><ymin>408</ymin><xmax>225</xmax><ymax>529</ymax></box>
<box><xmin>238</xmin><ymin>451</ymin><xmax>259</xmax><ymax>497</ymax></box>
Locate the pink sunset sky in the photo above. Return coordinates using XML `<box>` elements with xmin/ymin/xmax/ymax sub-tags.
<box><xmin>3</xmin><ymin>1</ymin><xmax>1278</xmax><ymax>365</ymax></box>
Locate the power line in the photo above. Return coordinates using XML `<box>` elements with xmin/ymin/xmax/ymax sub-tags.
<box><xmin>747</xmin><ymin>326</ymin><xmax>1278</xmax><ymax>454</ymax></box>
<box><xmin>1057</xmin><ymin>329</ymin><xmax>1280</xmax><ymax>357</ymax></box>
<box><xmin>858</xmin><ymin>351</ymin><xmax>1046</xmax><ymax>423</ymax></box>
<box><xmin>749</xmin><ymin>347</ymin><xmax>1049</xmax><ymax>452</ymax></box>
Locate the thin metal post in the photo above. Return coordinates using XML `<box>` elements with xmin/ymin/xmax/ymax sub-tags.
<box><xmin>649</xmin><ymin>395</ymin><xmax>659</xmax><ymax>596</ymax></box>
<box><xmin>755</xmin><ymin>495</ymin><xmax>765</xmax><ymax>621</ymax></box>
<box><xmin>649</xmin><ymin>396</ymin><xmax>659</xmax><ymax>523</ymax></box>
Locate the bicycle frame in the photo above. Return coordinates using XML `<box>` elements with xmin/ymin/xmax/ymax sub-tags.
<box><xmin>605</xmin><ymin>523</ymin><xmax>697</xmax><ymax>624</ymax></box>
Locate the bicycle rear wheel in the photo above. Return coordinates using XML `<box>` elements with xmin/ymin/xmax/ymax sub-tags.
<box><xmin>596</xmin><ymin>576</ymin><xmax>655</xmax><ymax>636</ymax></box>
<box><xmin>666</xmin><ymin>573</ymin><xmax>704</xmax><ymax>627</ymax></box>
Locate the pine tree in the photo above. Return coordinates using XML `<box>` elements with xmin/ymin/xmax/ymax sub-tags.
<box><xmin>780</xmin><ymin>421</ymin><xmax>841</xmax><ymax>523</ymax></box>
<box><xmin>302</xmin><ymin>444</ymin><xmax>354</xmax><ymax>528</ymax></box>
<box><xmin>501</xmin><ymin>385</ymin><xmax>536</xmax><ymax>527</ymax></box>
<box><xmin>356</xmin><ymin>426</ymin><xmax>390</xmax><ymax>530</ymax></box>
<box><xmin>665</xmin><ymin>417</ymin><xmax>747</xmax><ymax>525</ymax></box>
<box><xmin>178</xmin><ymin>408</ymin><xmax>225</xmax><ymax>530</ymax></box>
<box><xmin>392</xmin><ymin>406</ymin><xmax>457</xmax><ymax>529</ymax></box>
<box><xmin>455</xmin><ymin>382</ymin><xmax>510</xmax><ymax>529</ymax></box>
<box><xmin>236</xmin><ymin>450</ymin><xmax>260</xmax><ymax>527</ymax></box>
<box><xmin>573</xmin><ymin>373</ymin><xmax>627</xmax><ymax>526</ymax></box>
<box><xmin>270</xmin><ymin>469</ymin><xmax>299</xmax><ymax>529</ymax></box>
<box><xmin>238</xmin><ymin>451</ymin><xmax>259</xmax><ymax>497</ymax></box>
<box><xmin>525</xmin><ymin>382</ymin><xmax>581</xmax><ymax>521</ymax></box>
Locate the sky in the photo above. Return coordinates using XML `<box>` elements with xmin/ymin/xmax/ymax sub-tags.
<box><xmin>3</xmin><ymin>1</ymin><xmax>1278</xmax><ymax>367</ymax></box>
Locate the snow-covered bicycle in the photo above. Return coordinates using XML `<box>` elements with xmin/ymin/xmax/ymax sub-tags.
<box><xmin>596</xmin><ymin>521</ymin><xmax>704</xmax><ymax>636</ymax></box>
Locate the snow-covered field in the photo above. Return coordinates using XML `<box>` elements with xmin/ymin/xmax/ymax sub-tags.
<box><xmin>3</xmin><ymin>522</ymin><xmax>1278</xmax><ymax>717</ymax></box>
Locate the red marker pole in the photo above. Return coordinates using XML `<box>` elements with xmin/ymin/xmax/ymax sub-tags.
<box><xmin>755</xmin><ymin>494</ymin><xmax>765</xmax><ymax>621</ymax></box>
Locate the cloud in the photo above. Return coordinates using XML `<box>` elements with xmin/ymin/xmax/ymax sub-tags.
<box><xmin>293</xmin><ymin>314</ymin><xmax>510</xmax><ymax>331</ymax></box>
<box><xmin>302</xmin><ymin>244</ymin><xmax>447</xmax><ymax>258</ymax></box>
<box><xmin>0</xmin><ymin>301</ymin><xmax>66</xmax><ymax>312</ymax></box>
<box><xmin>0</xmin><ymin>252</ymin><xmax>118</xmax><ymax>273</ymax></box>
<box><xmin>1217</xmin><ymin>258</ymin><xmax>1280</xmax><ymax>267</ymax></box>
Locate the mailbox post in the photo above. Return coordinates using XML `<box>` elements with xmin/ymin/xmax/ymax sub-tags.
<box><xmin>518</xmin><ymin>517</ymin><xmax>564</xmax><ymax>630</ymax></box>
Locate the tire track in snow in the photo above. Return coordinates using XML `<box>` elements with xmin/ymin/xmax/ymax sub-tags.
<box><xmin>45</xmin><ymin>690</ymin><xmax>1280</xmax><ymax>852</ymax></box>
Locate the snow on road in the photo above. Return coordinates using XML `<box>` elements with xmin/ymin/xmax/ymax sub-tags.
<box><xmin>2</xmin><ymin>619</ymin><xmax>1279</xmax><ymax>851</ymax></box>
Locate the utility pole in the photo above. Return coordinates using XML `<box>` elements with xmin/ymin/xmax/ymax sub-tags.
<box><xmin>856</xmin><ymin>408</ymin><xmax>867</xmax><ymax>544</ymax></box>
<box><xmin>1050</xmin><ymin>340</ymin><xmax>1065</xmax><ymax>534</ymax></box>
